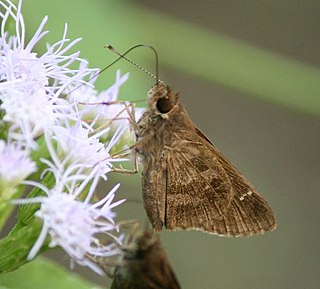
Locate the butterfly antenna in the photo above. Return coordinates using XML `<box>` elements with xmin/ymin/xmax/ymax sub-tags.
<box><xmin>105</xmin><ymin>44</ymin><xmax>163</xmax><ymax>85</ymax></box>
<box><xmin>66</xmin><ymin>44</ymin><xmax>162</xmax><ymax>96</ymax></box>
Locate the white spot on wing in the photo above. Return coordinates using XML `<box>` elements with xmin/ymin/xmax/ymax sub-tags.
<box><xmin>239</xmin><ymin>190</ymin><xmax>253</xmax><ymax>201</ymax></box>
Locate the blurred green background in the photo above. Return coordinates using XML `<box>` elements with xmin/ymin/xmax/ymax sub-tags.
<box><xmin>2</xmin><ymin>0</ymin><xmax>320</xmax><ymax>289</ymax></box>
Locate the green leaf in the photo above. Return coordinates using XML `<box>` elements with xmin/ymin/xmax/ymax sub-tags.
<box><xmin>0</xmin><ymin>172</ymin><xmax>56</xmax><ymax>273</ymax></box>
<box><xmin>0</xmin><ymin>219</ymin><xmax>46</xmax><ymax>273</ymax></box>
<box><xmin>0</xmin><ymin>257</ymin><xmax>104</xmax><ymax>289</ymax></box>
<box><xmin>17</xmin><ymin>172</ymin><xmax>55</xmax><ymax>227</ymax></box>
<box><xmin>0</xmin><ymin>187</ymin><xmax>21</xmax><ymax>231</ymax></box>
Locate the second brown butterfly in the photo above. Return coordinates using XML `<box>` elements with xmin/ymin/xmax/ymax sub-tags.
<box><xmin>111</xmin><ymin>230</ymin><xmax>181</xmax><ymax>289</ymax></box>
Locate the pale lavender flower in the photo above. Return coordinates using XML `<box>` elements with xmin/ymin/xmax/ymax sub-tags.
<box><xmin>14</xmin><ymin>169</ymin><xmax>124</xmax><ymax>274</ymax></box>
<box><xmin>0</xmin><ymin>0</ymin><xmax>98</xmax><ymax>149</ymax></box>
<box><xmin>0</xmin><ymin>140</ymin><xmax>36</xmax><ymax>198</ymax></box>
<box><xmin>0</xmin><ymin>0</ymin><xmax>96</xmax><ymax>92</ymax></box>
<box><xmin>44</xmin><ymin>121</ymin><xmax>129</xmax><ymax>183</ymax></box>
<box><xmin>67</xmin><ymin>69</ymin><xmax>145</xmax><ymax>152</ymax></box>
<box><xmin>2</xmin><ymin>0</ymin><xmax>133</xmax><ymax>275</ymax></box>
<box><xmin>1</xmin><ymin>87</ymin><xmax>56</xmax><ymax>148</ymax></box>
<box><xmin>8</xmin><ymin>121</ymin><xmax>129</xmax><ymax>271</ymax></box>
<box><xmin>67</xmin><ymin>69</ymin><xmax>143</xmax><ymax>131</ymax></box>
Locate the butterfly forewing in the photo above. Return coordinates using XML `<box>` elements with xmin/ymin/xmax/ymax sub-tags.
<box><xmin>196</xmin><ymin>127</ymin><xmax>276</xmax><ymax>234</ymax></box>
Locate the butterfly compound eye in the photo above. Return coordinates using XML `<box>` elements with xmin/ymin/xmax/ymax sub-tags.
<box><xmin>156</xmin><ymin>97</ymin><xmax>173</xmax><ymax>113</ymax></box>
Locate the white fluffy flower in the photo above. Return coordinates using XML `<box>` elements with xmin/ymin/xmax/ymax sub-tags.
<box><xmin>67</xmin><ymin>70</ymin><xmax>142</xmax><ymax>131</ymax></box>
<box><xmin>2</xmin><ymin>0</ymin><xmax>134</xmax><ymax>275</ymax></box>
<box><xmin>1</xmin><ymin>87</ymin><xmax>55</xmax><ymax>148</ymax></box>
<box><xmin>15</xmin><ymin>173</ymin><xmax>124</xmax><ymax>274</ymax></box>
<box><xmin>44</xmin><ymin>121</ymin><xmax>129</xmax><ymax>182</ymax></box>
<box><xmin>0</xmin><ymin>0</ymin><xmax>98</xmax><ymax>149</ymax></box>
<box><xmin>0</xmin><ymin>140</ymin><xmax>36</xmax><ymax>198</ymax></box>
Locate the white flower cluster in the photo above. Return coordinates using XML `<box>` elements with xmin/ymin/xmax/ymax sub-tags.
<box><xmin>0</xmin><ymin>0</ymin><xmax>136</xmax><ymax>273</ymax></box>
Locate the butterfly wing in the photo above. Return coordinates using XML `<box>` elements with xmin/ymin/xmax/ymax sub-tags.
<box><xmin>141</xmin><ymin>266</ymin><xmax>181</xmax><ymax>289</ymax></box>
<box><xmin>165</xmin><ymin>127</ymin><xmax>276</xmax><ymax>236</ymax></box>
<box><xmin>136</xmin><ymin>258</ymin><xmax>181</xmax><ymax>289</ymax></box>
<box><xmin>142</xmin><ymin>155</ymin><xmax>168</xmax><ymax>231</ymax></box>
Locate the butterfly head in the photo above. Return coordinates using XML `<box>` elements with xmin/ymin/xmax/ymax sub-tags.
<box><xmin>147</xmin><ymin>82</ymin><xmax>180</xmax><ymax>116</ymax></box>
